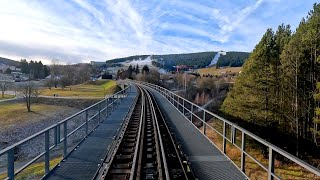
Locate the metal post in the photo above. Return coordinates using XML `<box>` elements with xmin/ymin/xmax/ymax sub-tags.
<box><xmin>190</xmin><ymin>105</ymin><xmax>193</xmax><ymax>123</ymax></box>
<box><xmin>45</xmin><ymin>131</ymin><xmax>50</xmax><ymax>175</ymax></box>
<box><xmin>268</xmin><ymin>147</ymin><xmax>275</xmax><ymax>180</ymax></box>
<box><xmin>98</xmin><ymin>103</ymin><xmax>101</xmax><ymax>123</ymax></box>
<box><xmin>106</xmin><ymin>99</ymin><xmax>108</xmax><ymax>116</ymax></box>
<box><xmin>54</xmin><ymin>126</ymin><xmax>58</xmax><ymax>147</ymax></box>
<box><xmin>112</xmin><ymin>95</ymin><xmax>115</xmax><ymax>111</ymax></box>
<box><xmin>231</xmin><ymin>126</ymin><xmax>235</xmax><ymax>144</ymax></box>
<box><xmin>63</xmin><ymin>122</ymin><xmax>67</xmax><ymax>158</ymax></box>
<box><xmin>183</xmin><ymin>100</ymin><xmax>185</xmax><ymax>115</ymax></box>
<box><xmin>85</xmin><ymin>110</ymin><xmax>88</xmax><ymax>135</ymax></box>
<box><xmin>8</xmin><ymin>148</ymin><xmax>14</xmax><ymax>180</ymax></box>
<box><xmin>107</xmin><ymin>98</ymin><xmax>109</xmax><ymax>115</ymax></box>
<box><xmin>203</xmin><ymin>111</ymin><xmax>206</xmax><ymax>135</ymax></box>
<box><xmin>57</xmin><ymin>124</ymin><xmax>61</xmax><ymax>143</ymax></box>
<box><xmin>241</xmin><ymin>131</ymin><xmax>246</xmax><ymax>173</ymax></box>
<box><xmin>223</xmin><ymin>121</ymin><xmax>226</xmax><ymax>153</ymax></box>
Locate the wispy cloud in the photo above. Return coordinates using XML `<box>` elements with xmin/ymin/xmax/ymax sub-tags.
<box><xmin>0</xmin><ymin>0</ymin><xmax>315</xmax><ymax>64</ymax></box>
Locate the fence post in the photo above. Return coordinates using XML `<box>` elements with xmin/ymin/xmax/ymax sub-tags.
<box><xmin>105</xmin><ymin>98</ymin><xmax>108</xmax><ymax>117</ymax></box>
<box><xmin>183</xmin><ymin>99</ymin><xmax>185</xmax><ymax>115</ymax></box>
<box><xmin>57</xmin><ymin>124</ymin><xmax>61</xmax><ymax>143</ymax></box>
<box><xmin>54</xmin><ymin>126</ymin><xmax>58</xmax><ymax>147</ymax></box>
<box><xmin>112</xmin><ymin>95</ymin><xmax>115</xmax><ymax>111</ymax></box>
<box><xmin>203</xmin><ymin>111</ymin><xmax>206</xmax><ymax>135</ymax></box>
<box><xmin>190</xmin><ymin>105</ymin><xmax>193</xmax><ymax>123</ymax></box>
<box><xmin>85</xmin><ymin>110</ymin><xmax>89</xmax><ymax>135</ymax></box>
<box><xmin>98</xmin><ymin>103</ymin><xmax>101</xmax><ymax>123</ymax></box>
<box><xmin>106</xmin><ymin>99</ymin><xmax>109</xmax><ymax>116</ymax></box>
<box><xmin>45</xmin><ymin>131</ymin><xmax>50</xmax><ymax>175</ymax></box>
<box><xmin>241</xmin><ymin>131</ymin><xmax>246</xmax><ymax>173</ymax></box>
<box><xmin>268</xmin><ymin>147</ymin><xmax>275</xmax><ymax>180</ymax></box>
<box><xmin>63</xmin><ymin>121</ymin><xmax>67</xmax><ymax>158</ymax></box>
<box><xmin>8</xmin><ymin>148</ymin><xmax>14</xmax><ymax>180</ymax></box>
<box><xmin>223</xmin><ymin>121</ymin><xmax>226</xmax><ymax>153</ymax></box>
<box><xmin>232</xmin><ymin>127</ymin><xmax>236</xmax><ymax>144</ymax></box>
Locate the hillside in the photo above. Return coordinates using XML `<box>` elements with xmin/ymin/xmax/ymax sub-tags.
<box><xmin>216</xmin><ymin>51</ymin><xmax>250</xmax><ymax>67</ymax></box>
<box><xmin>0</xmin><ymin>57</ymin><xmax>19</xmax><ymax>66</ymax></box>
<box><xmin>197</xmin><ymin>66</ymin><xmax>242</xmax><ymax>76</ymax></box>
<box><xmin>106</xmin><ymin>55</ymin><xmax>150</xmax><ymax>64</ymax></box>
<box><xmin>106</xmin><ymin>51</ymin><xmax>249</xmax><ymax>70</ymax></box>
<box><xmin>106</xmin><ymin>52</ymin><xmax>216</xmax><ymax>69</ymax></box>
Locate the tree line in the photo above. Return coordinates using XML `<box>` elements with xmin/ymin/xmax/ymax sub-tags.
<box><xmin>20</xmin><ymin>59</ymin><xmax>50</xmax><ymax>79</ymax></box>
<box><xmin>216</xmin><ymin>52</ymin><xmax>250</xmax><ymax>67</ymax></box>
<box><xmin>222</xmin><ymin>3</ymin><xmax>320</xmax><ymax>157</ymax></box>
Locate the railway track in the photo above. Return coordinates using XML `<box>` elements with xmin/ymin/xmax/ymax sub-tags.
<box><xmin>96</xmin><ymin>85</ymin><xmax>192</xmax><ymax>180</ymax></box>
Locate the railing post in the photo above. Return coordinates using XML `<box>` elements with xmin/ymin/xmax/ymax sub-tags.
<box><xmin>45</xmin><ymin>131</ymin><xmax>50</xmax><ymax>175</ymax></box>
<box><xmin>106</xmin><ymin>99</ymin><xmax>109</xmax><ymax>116</ymax></box>
<box><xmin>232</xmin><ymin>126</ymin><xmax>237</xmax><ymax>144</ymax></box>
<box><xmin>241</xmin><ymin>131</ymin><xmax>246</xmax><ymax>173</ymax></box>
<box><xmin>105</xmin><ymin>98</ymin><xmax>108</xmax><ymax>118</ymax></box>
<box><xmin>177</xmin><ymin>96</ymin><xmax>180</xmax><ymax>110</ymax></box>
<box><xmin>268</xmin><ymin>147</ymin><xmax>275</xmax><ymax>180</ymax></box>
<box><xmin>57</xmin><ymin>124</ymin><xmax>61</xmax><ymax>143</ymax></box>
<box><xmin>8</xmin><ymin>148</ymin><xmax>14</xmax><ymax>180</ymax></box>
<box><xmin>63</xmin><ymin>121</ymin><xmax>67</xmax><ymax>158</ymax></box>
<box><xmin>98</xmin><ymin>103</ymin><xmax>101</xmax><ymax>123</ymax></box>
<box><xmin>54</xmin><ymin>126</ymin><xmax>58</xmax><ymax>147</ymax></box>
<box><xmin>203</xmin><ymin>111</ymin><xmax>206</xmax><ymax>135</ymax></box>
<box><xmin>112</xmin><ymin>95</ymin><xmax>115</xmax><ymax>111</ymax></box>
<box><xmin>231</xmin><ymin>126</ymin><xmax>235</xmax><ymax>144</ymax></box>
<box><xmin>190</xmin><ymin>105</ymin><xmax>193</xmax><ymax>123</ymax></box>
<box><xmin>85</xmin><ymin>110</ymin><xmax>89</xmax><ymax>135</ymax></box>
<box><xmin>223</xmin><ymin>121</ymin><xmax>226</xmax><ymax>153</ymax></box>
<box><xmin>183</xmin><ymin>99</ymin><xmax>185</xmax><ymax>115</ymax></box>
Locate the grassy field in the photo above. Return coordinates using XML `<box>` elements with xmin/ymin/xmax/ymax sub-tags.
<box><xmin>40</xmin><ymin>80</ymin><xmax>118</xmax><ymax>98</ymax></box>
<box><xmin>197</xmin><ymin>66</ymin><xmax>242</xmax><ymax>76</ymax></box>
<box><xmin>199</xmin><ymin>119</ymin><xmax>320</xmax><ymax>179</ymax></box>
<box><xmin>0</xmin><ymin>156</ymin><xmax>62</xmax><ymax>180</ymax></box>
<box><xmin>0</xmin><ymin>103</ymin><xmax>78</xmax><ymax>131</ymax></box>
<box><xmin>0</xmin><ymin>94</ymin><xmax>15</xmax><ymax>100</ymax></box>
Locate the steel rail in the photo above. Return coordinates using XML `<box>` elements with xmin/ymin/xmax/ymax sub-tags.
<box><xmin>0</xmin><ymin>84</ymin><xmax>131</xmax><ymax>180</ymax></box>
<box><xmin>136</xmin><ymin>81</ymin><xmax>320</xmax><ymax>179</ymax></box>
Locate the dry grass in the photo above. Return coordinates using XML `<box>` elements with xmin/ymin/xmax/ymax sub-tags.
<box><xmin>200</xmin><ymin>119</ymin><xmax>320</xmax><ymax>179</ymax></box>
<box><xmin>197</xmin><ymin>66</ymin><xmax>242</xmax><ymax>76</ymax></box>
<box><xmin>0</xmin><ymin>156</ymin><xmax>62</xmax><ymax>180</ymax></box>
<box><xmin>0</xmin><ymin>103</ymin><xmax>78</xmax><ymax>131</ymax></box>
<box><xmin>40</xmin><ymin>80</ymin><xmax>118</xmax><ymax>98</ymax></box>
<box><xmin>0</xmin><ymin>94</ymin><xmax>15</xmax><ymax>100</ymax></box>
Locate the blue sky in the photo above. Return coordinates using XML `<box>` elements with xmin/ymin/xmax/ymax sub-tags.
<box><xmin>0</xmin><ymin>0</ymin><xmax>316</xmax><ymax>64</ymax></box>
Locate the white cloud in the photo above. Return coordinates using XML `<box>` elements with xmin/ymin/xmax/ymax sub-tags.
<box><xmin>0</xmin><ymin>0</ymin><xmax>315</xmax><ymax>64</ymax></box>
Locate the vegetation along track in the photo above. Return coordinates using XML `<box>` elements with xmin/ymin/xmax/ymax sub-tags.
<box><xmin>97</xmin><ymin>85</ymin><xmax>193</xmax><ymax>180</ymax></box>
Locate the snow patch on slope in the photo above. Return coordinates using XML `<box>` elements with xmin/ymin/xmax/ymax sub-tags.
<box><xmin>208</xmin><ymin>51</ymin><xmax>226</xmax><ymax>67</ymax></box>
<box><xmin>121</xmin><ymin>55</ymin><xmax>153</xmax><ymax>66</ymax></box>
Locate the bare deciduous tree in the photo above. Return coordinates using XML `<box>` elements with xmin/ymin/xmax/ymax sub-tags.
<box><xmin>18</xmin><ymin>82</ymin><xmax>40</xmax><ymax>112</ymax></box>
<box><xmin>0</xmin><ymin>80</ymin><xmax>12</xmax><ymax>98</ymax></box>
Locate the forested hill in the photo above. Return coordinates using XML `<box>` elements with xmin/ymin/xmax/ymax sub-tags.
<box><xmin>106</xmin><ymin>55</ymin><xmax>150</xmax><ymax>64</ymax></box>
<box><xmin>106</xmin><ymin>51</ymin><xmax>250</xmax><ymax>69</ymax></box>
<box><xmin>0</xmin><ymin>57</ymin><xmax>19</xmax><ymax>66</ymax></box>
<box><xmin>216</xmin><ymin>51</ymin><xmax>250</xmax><ymax>67</ymax></box>
<box><xmin>106</xmin><ymin>52</ymin><xmax>216</xmax><ymax>68</ymax></box>
<box><xmin>152</xmin><ymin>51</ymin><xmax>216</xmax><ymax>68</ymax></box>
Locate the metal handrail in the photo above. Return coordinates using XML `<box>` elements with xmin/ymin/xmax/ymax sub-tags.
<box><xmin>136</xmin><ymin>81</ymin><xmax>320</xmax><ymax>179</ymax></box>
<box><xmin>0</xmin><ymin>84</ymin><xmax>132</xmax><ymax>180</ymax></box>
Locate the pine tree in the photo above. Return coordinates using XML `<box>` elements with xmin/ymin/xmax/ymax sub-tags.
<box><xmin>222</xmin><ymin>29</ymin><xmax>277</xmax><ymax>126</ymax></box>
<box><xmin>313</xmin><ymin>83</ymin><xmax>320</xmax><ymax>145</ymax></box>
